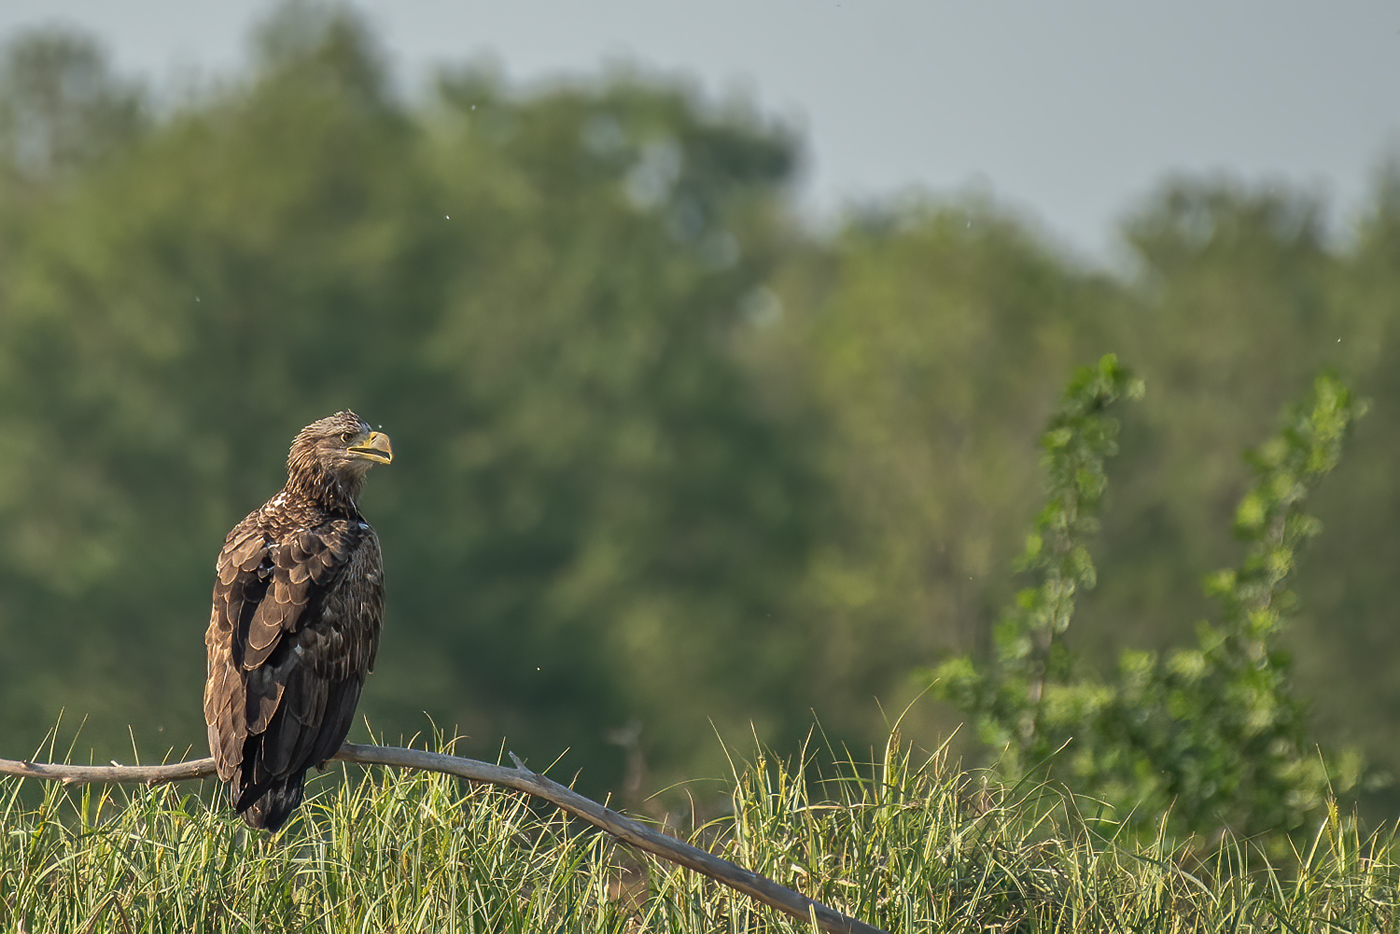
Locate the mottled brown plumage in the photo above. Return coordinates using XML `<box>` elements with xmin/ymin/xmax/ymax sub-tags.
<box><xmin>204</xmin><ymin>411</ymin><xmax>392</xmax><ymax>832</ymax></box>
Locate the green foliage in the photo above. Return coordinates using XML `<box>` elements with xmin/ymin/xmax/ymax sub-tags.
<box><xmin>934</xmin><ymin>355</ymin><xmax>1143</xmax><ymax>769</ymax></box>
<box><xmin>1</xmin><ymin>0</ymin><xmax>1399</xmax><ymax>822</ymax></box>
<box><xmin>936</xmin><ymin>367</ymin><xmax>1366</xmax><ymax>840</ymax></box>
<box><xmin>0</xmin><ymin>6</ymin><xmax>821</xmax><ymax>790</ymax></box>
<box><xmin>753</xmin><ymin>198</ymin><xmax>1126</xmax><ymax>749</ymax></box>
<box><xmin>3</xmin><ymin>729</ymin><xmax>1398</xmax><ymax>933</ymax></box>
<box><xmin>0</xmin><ymin>27</ymin><xmax>145</xmax><ymax>182</ymax></box>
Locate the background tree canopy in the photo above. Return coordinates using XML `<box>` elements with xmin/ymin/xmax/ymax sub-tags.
<box><xmin>0</xmin><ymin>4</ymin><xmax>1395</xmax><ymax>817</ymax></box>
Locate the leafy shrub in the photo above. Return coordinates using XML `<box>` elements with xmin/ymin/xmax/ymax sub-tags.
<box><xmin>934</xmin><ymin>357</ymin><xmax>1365</xmax><ymax>840</ymax></box>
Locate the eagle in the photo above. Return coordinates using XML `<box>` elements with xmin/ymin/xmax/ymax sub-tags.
<box><xmin>203</xmin><ymin>410</ymin><xmax>392</xmax><ymax>832</ymax></box>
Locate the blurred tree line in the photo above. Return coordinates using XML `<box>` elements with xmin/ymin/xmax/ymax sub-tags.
<box><xmin>0</xmin><ymin>3</ymin><xmax>1395</xmax><ymax>813</ymax></box>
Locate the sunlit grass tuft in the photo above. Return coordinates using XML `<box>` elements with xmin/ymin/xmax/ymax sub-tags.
<box><xmin>2</xmin><ymin>727</ymin><xmax>1396</xmax><ymax>933</ymax></box>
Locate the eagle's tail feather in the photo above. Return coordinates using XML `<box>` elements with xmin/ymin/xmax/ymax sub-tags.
<box><xmin>233</xmin><ymin>772</ymin><xmax>307</xmax><ymax>833</ymax></box>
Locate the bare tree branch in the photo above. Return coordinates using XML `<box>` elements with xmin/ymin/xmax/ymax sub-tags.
<box><xmin>0</xmin><ymin>742</ymin><xmax>886</xmax><ymax>934</ymax></box>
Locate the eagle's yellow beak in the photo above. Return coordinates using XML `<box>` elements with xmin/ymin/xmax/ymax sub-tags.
<box><xmin>348</xmin><ymin>430</ymin><xmax>393</xmax><ymax>465</ymax></box>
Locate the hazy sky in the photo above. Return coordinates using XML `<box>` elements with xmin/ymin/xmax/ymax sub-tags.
<box><xmin>2</xmin><ymin>0</ymin><xmax>1397</xmax><ymax>259</ymax></box>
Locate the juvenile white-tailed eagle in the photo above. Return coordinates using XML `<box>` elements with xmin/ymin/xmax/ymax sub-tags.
<box><xmin>204</xmin><ymin>411</ymin><xmax>392</xmax><ymax>831</ymax></box>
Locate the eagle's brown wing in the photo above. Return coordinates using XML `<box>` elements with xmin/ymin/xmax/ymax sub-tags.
<box><xmin>204</xmin><ymin>514</ymin><xmax>383</xmax><ymax>828</ymax></box>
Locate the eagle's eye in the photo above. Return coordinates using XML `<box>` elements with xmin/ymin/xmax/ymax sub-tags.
<box><xmin>340</xmin><ymin>430</ymin><xmax>355</xmax><ymax>444</ymax></box>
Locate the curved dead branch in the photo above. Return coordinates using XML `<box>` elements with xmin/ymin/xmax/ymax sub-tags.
<box><xmin>0</xmin><ymin>742</ymin><xmax>886</xmax><ymax>934</ymax></box>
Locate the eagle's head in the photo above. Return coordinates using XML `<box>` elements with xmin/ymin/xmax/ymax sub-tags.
<box><xmin>286</xmin><ymin>410</ymin><xmax>393</xmax><ymax>507</ymax></box>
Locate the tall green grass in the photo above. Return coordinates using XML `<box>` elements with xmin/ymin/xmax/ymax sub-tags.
<box><xmin>3</xmin><ymin>729</ymin><xmax>1396</xmax><ymax>932</ymax></box>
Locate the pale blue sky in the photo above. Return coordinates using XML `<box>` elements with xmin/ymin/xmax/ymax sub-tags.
<box><xmin>2</xmin><ymin>0</ymin><xmax>1397</xmax><ymax>260</ymax></box>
